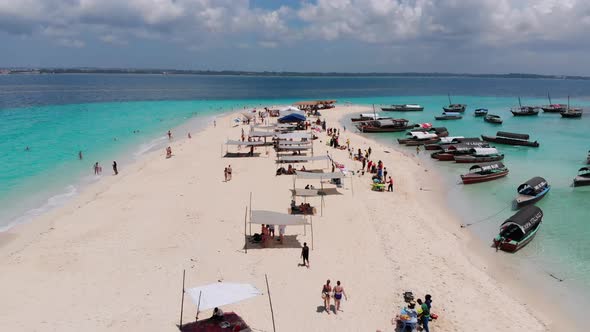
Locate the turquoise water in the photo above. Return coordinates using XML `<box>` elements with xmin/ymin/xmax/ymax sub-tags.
<box><xmin>345</xmin><ymin>95</ymin><xmax>590</xmax><ymax>293</ymax></box>
<box><xmin>0</xmin><ymin>99</ymin><xmax>295</xmax><ymax>229</ymax></box>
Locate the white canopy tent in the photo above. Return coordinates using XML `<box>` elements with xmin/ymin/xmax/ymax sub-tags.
<box><xmin>187</xmin><ymin>282</ymin><xmax>263</xmax><ymax>311</ymax></box>
<box><xmin>277</xmin><ymin>155</ymin><xmax>330</xmax><ymax>163</ymax></box>
<box><xmin>226</xmin><ymin>140</ymin><xmax>266</xmax><ymax>146</ymax></box>
<box><xmin>277</xmin><ymin>132</ymin><xmax>313</xmax><ymax>140</ymax></box>
<box><xmin>249</xmin><ymin>210</ymin><xmax>314</xmax><ymax>249</ymax></box>
<box><xmin>279</xmin><ymin>106</ymin><xmax>304</xmax><ymax>118</ymax></box>
<box><xmin>249</xmin><ymin>130</ymin><xmax>276</xmax><ymax>138</ymax></box>
<box><xmin>293</xmin><ymin>170</ymin><xmax>349</xmax><ymax>216</ymax></box>
<box><xmin>276</xmin><ymin>140</ymin><xmax>312</xmax><ymax>146</ymax></box>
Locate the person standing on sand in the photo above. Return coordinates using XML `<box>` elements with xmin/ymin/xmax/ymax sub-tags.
<box><xmin>213</xmin><ymin>120</ymin><xmax>216</xmax><ymax>128</ymax></box>
<box><xmin>417</xmin><ymin>298</ymin><xmax>430</xmax><ymax>332</ymax></box>
<box><xmin>188</xmin><ymin>132</ymin><xmax>192</xmax><ymax>139</ymax></box>
<box><xmin>94</xmin><ymin>162</ymin><xmax>99</xmax><ymax>175</ymax></box>
<box><xmin>322</xmin><ymin>280</ymin><xmax>332</xmax><ymax>314</ymax></box>
<box><xmin>387</xmin><ymin>176</ymin><xmax>394</xmax><ymax>192</ymax></box>
<box><xmin>224</xmin><ymin>167</ymin><xmax>228</xmax><ymax>182</ymax></box>
<box><xmin>301</xmin><ymin>242</ymin><xmax>309</xmax><ymax>268</ymax></box>
<box><xmin>112</xmin><ymin>161</ymin><xmax>118</xmax><ymax>175</ymax></box>
<box><xmin>333</xmin><ymin>281</ymin><xmax>347</xmax><ymax>314</ymax></box>
<box><xmin>368</xmin><ymin>146</ymin><xmax>372</xmax><ymax>157</ymax></box>
<box><xmin>227</xmin><ymin>165</ymin><xmax>232</xmax><ymax>181</ymax></box>
<box><xmin>383</xmin><ymin>167</ymin><xmax>388</xmax><ymax>181</ymax></box>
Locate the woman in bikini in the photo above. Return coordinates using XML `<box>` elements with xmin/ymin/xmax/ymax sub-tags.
<box><xmin>333</xmin><ymin>281</ymin><xmax>348</xmax><ymax>314</ymax></box>
<box><xmin>322</xmin><ymin>280</ymin><xmax>332</xmax><ymax>314</ymax></box>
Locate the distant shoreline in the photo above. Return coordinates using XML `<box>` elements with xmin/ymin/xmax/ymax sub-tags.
<box><xmin>2</xmin><ymin>68</ymin><xmax>588</xmax><ymax>80</ymax></box>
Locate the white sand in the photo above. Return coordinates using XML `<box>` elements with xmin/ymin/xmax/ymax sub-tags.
<box><xmin>0</xmin><ymin>105</ymin><xmax>567</xmax><ymax>331</ymax></box>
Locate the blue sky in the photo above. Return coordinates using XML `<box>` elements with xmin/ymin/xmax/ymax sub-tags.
<box><xmin>1</xmin><ymin>0</ymin><xmax>590</xmax><ymax>75</ymax></box>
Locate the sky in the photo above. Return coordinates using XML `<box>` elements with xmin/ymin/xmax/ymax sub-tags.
<box><xmin>1</xmin><ymin>0</ymin><xmax>590</xmax><ymax>75</ymax></box>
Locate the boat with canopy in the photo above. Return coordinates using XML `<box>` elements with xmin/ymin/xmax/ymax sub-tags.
<box><xmin>474</xmin><ymin>108</ymin><xmax>488</xmax><ymax>116</ymax></box>
<box><xmin>381</xmin><ymin>104</ymin><xmax>424</xmax><ymax>112</ymax></box>
<box><xmin>356</xmin><ymin>118</ymin><xmax>414</xmax><ymax>132</ymax></box>
<box><xmin>484</xmin><ymin>114</ymin><xmax>503</xmax><ymax>124</ymax></box>
<box><xmin>515</xmin><ymin>176</ymin><xmax>550</xmax><ymax>208</ymax></box>
<box><xmin>454</xmin><ymin>147</ymin><xmax>504</xmax><ymax>163</ymax></box>
<box><xmin>481</xmin><ymin>131</ymin><xmax>539</xmax><ymax>147</ymax></box>
<box><xmin>493</xmin><ymin>206</ymin><xmax>543</xmax><ymax>252</ymax></box>
<box><xmin>443</xmin><ymin>93</ymin><xmax>467</xmax><ymax>112</ymax></box>
<box><xmin>460</xmin><ymin>162</ymin><xmax>509</xmax><ymax>184</ymax></box>
<box><xmin>435</xmin><ymin>112</ymin><xmax>463</xmax><ymax>120</ymax></box>
<box><xmin>573</xmin><ymin>167</ymin><xmax>590</xmax><ymax>187</ymax></box>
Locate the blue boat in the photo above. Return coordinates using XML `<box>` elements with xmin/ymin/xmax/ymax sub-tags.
<box><xmin>474</xmin><ymin>108</ymin><xmax>488</xmax><ymax>116</ymax></box>
<box><xmin>515</xmin><ymin>176</ymin><xmax>550</xmax><ymax>208</ymax></box>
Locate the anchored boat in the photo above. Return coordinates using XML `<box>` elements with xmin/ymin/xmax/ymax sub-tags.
<box><xmin>515</xmin><ymin>177</ymin><xmax>550</xmax><ymax>208</ymax></box>
<box><xmin>460</xmin><ymin>161</ymin><xmax>509</xmax><ymax>184</ymax></box>
<box><xmin>484</xmin><ymin>114</ymin><xmax>503</xmax><ymax>124</ymax></box>
<box><xmin>493</xmin><ymin>206</ymin><xmax>543</xmax><ymax>253</ymax></box>
<box><xmin>381</xmin><ymin>104</ymin><xmax>424</xmax><ymax>112</ymax></box>
<box><xmin>454</xmin><ymin>147</ymin><xmax>504</xmax><ymax>163</ymax></box>
<box><xmin>356</xmin><ymin>119</ymin><xmax>414</xmax><ymax>132</ymax></box>
<box><xmin>481</xmin><ymin>131</ymin><xmax>539</xmax><ymax>147</ymax></box>
<box><xmin>573</xmin><ymin>167</ymin><xmax>590</xmax><ymax>187</ymax></box>
<box><xmin>474</xmin><ymin>108</ymin><xmax>488</xmax><ymax>116</ymax></box>
<box><xmin>435</xmin><ymin>112</ymin><xmax>462</xmax><ymax>120</ymax></box>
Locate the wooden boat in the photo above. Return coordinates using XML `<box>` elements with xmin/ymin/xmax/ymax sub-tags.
<box><xmin>357</xmin><ymin>119</ymin><xmax>414</xmax><ymax>132</ymax></box>
<box><xmin>430</xmin><ymin>127</ymin><xmax>449</xmax><ymax>138</ymax></box>
<box><xmin>474</xmin><ymin>108</ymin><xmax>488</xmax><ymax>116</ymax></box>
<box><xmin>432</xmin><ymin>143</ymin><xmax>490</xmax><ymax>161</ymax></box>
<box><xmin>460</xmin><ymin>162</ymin><xmax>509</xmax><ymax>184</ymax></box>
<box><xmin>381</xmin><ymin>104</ymin><xmax>424</xmax><ymax>112</ymax></box>
<box><xmin>511</xmin><ymin>106</ymin><xmax>539</xmax><ymax>116</ymax></box>
<box><xmin>560</xmin><ymin>108</ymin><xmax>583</xmax><ymax>118</ymax></box>
<box><xmin>586</xmin><ymin>150</ymin><xmax>590</xmax><ymax>164</ymax></box>
<box><xmin>573</xmin><ymin>167</ymin><xmax>590</xmax><ymax>187</ymax></box>
<box><xmin>541</xmin><ymin>93</ymin><xmax>566</xmax><ymax>113</ymax></box>
<box><xmin>397</xmin><ymin>131</ymin><xmax>440</xmax><ymax>145</ymax></box>
<box><xmin>435</xmin><ymin>112</ymin><xmax>462</xmax><ymax>120</ymax></box>
<box><xmin>425</xmin><ymin>137</ymin><xmax>484</xmax><ymax>150</ymax></box>
<box><xmin>454</xmin><ymin>147</ymin><xmax>504</xmax><ymax>163</ymax></box>
<box><xmin>351</xmin><ymin>113</ymin><xmax>391</xmax><ymax>122</ymax></box>
<box><xmin>515</xmin><ymin>177</ymin><xmax>550</xmax><ymax>208</ymax></box>
<box><xmin>481</xmin><ymin>131</ymin><xmax>539</xmax><ymax>147</ymax></box>
<box><xmin>511</xmin><ymin>97</ymin><xmax>540</xmax><ymax>116</ymax></box>
<box><xmin>493</xmin><ymin>206</ymin><xmax>543</xmax><ymax>252</ymax></box>
<box><xmin>484</xmin><ymin>114</ymin><xmax>503</xmax><ymax>124</ymax></box>
<box><xmin>443</xmin><ymin>94</ymin><xmax>466</xmax><ymax>112</ymax></box>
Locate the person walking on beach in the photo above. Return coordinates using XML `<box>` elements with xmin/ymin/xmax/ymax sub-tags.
<box><xmin>224</xmin><ymin>167</ymin><xmax>228</xmax><ymax>181</ymax></box>
<box><xmin>383</xmin><ymin>167</ymin><xmax>388</xmax><ymax>181</ymax></box>
<box><xmin>94</xmin><ymin>162</ymin><xmax>100</xmax><ymax>175</ymax></box>
<box><xmin>417</xmin><ymin>298</ymin><xmax>430</xmax><ymax>332</ymax></box>
<box><xmin>227</xmin><ymin>165</ymin><xmax>232</xmax><ymax>181</ymax></box>
<box><xmin>368</xmin><ymin>146</ymin><xmax>372</xmax><ymax>157</ymax></box>
<box><xmin>167</xmin><ymin>130</ymin><xmax>172</xmax><ymax>140</ymax></box>
<box><xmin>188</xmin><ymin>132</ymin><xmax>192</xmax><ymax>139</ymax></box>
<box><xmin>301</xmin><ymin>242</ymin><xmax>309</xmax><ymax>268</ymax></box>
<box><xmin>213</xmin><ymin>120</ymin><xmax>216</xmax><ymax>128</ymax></box>
<box><xmin>416</xmin><ymin>146</ymin><xmax>420</xmax><ymax>155</ymax></box>
<box><xmin>112</xmin><ymin>161</ymin><xmax>118</xmax><ymax>175</ymax></box>
<box><xmin>322</xmin><ymin>280</ymin><xmax>332</xmax><ymax>314</ymax></box>
<box><xmin>333</xmin><ymin>281</ymin><xmax>348</xmax><ymax>314</ymax></box>
<box><xmin>79</xmin><ymin>151</ymin><xmax>83</xmax><ymax>160</ymax></box>
<box><xmin>387</xmin><ymin>176</ymin><xmax>394</xmax><ymax>192</ymax></box>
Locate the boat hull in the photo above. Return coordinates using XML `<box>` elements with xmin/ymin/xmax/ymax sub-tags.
<box><xmin>511</xmin><ymin>111</ymin><xmax>539</xmax><ymax>116</ymax></box>
<box><xmin>484</xmin><ymin>117</ymin><xmax>503</xmax><ymax>124</ymax></box>
<box><xmin>515</xmin><ymin>186</ymin><xmax>550</xmax><ymax>208</ymax></box>
<box><xmin>435</xmin><ymin>116</ymin><xmax>462</xmax><ymax>120</ymax></box>
<box><xmin>573</xmin><ymin>176</ymin><xmax>590</xmax><ymax>187</ymax></box>
<box><xmin>381</xmin><ymin>107</ymin><xmax>424</xmax><ymax>112</ymax></box>
<box><xmin>461</xmin><ymin>170</ymin><xmax>509</xmax><ymax>184</ymax></box>
<box><xmin>404</xmin><ymin>138</ymin><xmax>440</xmax><ymax>146</ymax></box>
<box><xmin>358</xmin><ymin>125</ymin><xmax>414</xmax><ymax>133</ymax></box>
<box><xmin>443</xmin><ymin>107</ymin><xmax>465</xmax><ymax>112</ymax></box>
<box><xmin>431</xmin><ymin>152</ymin><xmax>455</xmax><ymax>161</ymax></box>
<box><xmin>481</xmin><ymin>135</ymin><xmax>539</xmax><ymax>147</ymax></box>
<box><xmin>542</xmin><ymin>107</ymin><xmax>566</xmax><ymax>113</ymax></box>
<box><xmin>560</xmin><ymin>112</ymin><xmax>582</xmax><ymax>118</ymax></box>
<box><xmin>454</xmin><ymin>154</ymin><xmax>504</xmax><ymax>163</ymax></box>
<box><xmin>494</xmin><ymin>225</ymin><xmax>540</xmax><ymax>252</ymax></box>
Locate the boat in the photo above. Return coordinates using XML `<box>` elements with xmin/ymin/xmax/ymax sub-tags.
<box><xmin>381</xmin><ymin>104</ymin><xmax>424</xmax><ymax>112</ymax></box>
<box><xmin>573</xmin><ymin>167</ymin><xmax>590</xmax><ymax>187</ymax></box>
<box><xmin>454</xmin><ymin>147</ymin><xmax>504</xmax><ymax>163</ymax></box>
<box><xmin>474</xmin><ymin>109</ymin><xmax>488</xmax><ymax>116</ymax></box>
<box><xmin>515</xmin><ymin>177</ymin><xmax>550</xmax><ymax>208</ymax></box>
<box><xmin>425</xmin><ymin>137</ymin><xmax>484</xmax><ymax>151</ymax></box>
<box><xmin>541</xmin><ymin>93</ymin><xmax>566</xmax><ymax>113</ymax></box>
<box><xmin>511</xmin><ymin>97</ymin><xmax>539</xmax><ymax>116</ymax></box>
<box><xmin>431</xmin><ymin>143</ymin><xmax>486</xmax><ymax>161</ymax></box>
<box><xmin>351</xmin><ymin>113</ymin><xmax>391</xmax><ymax>122</ymax></box>
<box><xmin>561</xmin><ymin>108</ymin><xmax>583</xmax><ymax>118</ymax></box>
<box><xmin>443</xmin><ymin>93</ymin><xmax>466</xmax><ymax>112</ymax></box>
<box><xmin>481</xmin><ymin>131</ymin><xmax>539</xmax><ymax>147</ymax></box>
<box><xmin>460</xmin><ymin>162</ymin><xmax>509</xmax><ymax>184</ymax></box>
<box><xmin>435</xmin><ymin>112</ymin><xmax>462</xmax><ymax>120</ymax></box>
<box><xmin>484</xmin><ymin>114</ymin><xmax>503</xmax><ymax>124</ymax></box>
<box><xmin>356</xmin><ymin>118</ymin><xmax>414</xmax><ymax>132</ymax></box>
<box><xmin>430</xmin><ymin>127</ymin><xmax>449</xmax><ymax>138</ymax></box>
<box><xmin>397</xmin><ymin>131</ymin><xmax>440</xmax><ymax>145</ymax></box>
<box><xmin>586</xmin><ymin>150</ymin><xmax>590</xmax><ymax>164</ymax></box>
<box><xmin>558</xmin><ymin>96</ymin><xmax>583</xmax><ymax>118</ymax></box>
<box><xmin>493</xmin><ymin>206</ymin><xmax>543</xmax><ymax>252</ymax></box>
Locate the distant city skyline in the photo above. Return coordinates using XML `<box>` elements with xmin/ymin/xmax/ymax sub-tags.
<box><xmin>1</xmin><ymin>1</ymin><xmax>590</xmax><ymax>75</ymax></box>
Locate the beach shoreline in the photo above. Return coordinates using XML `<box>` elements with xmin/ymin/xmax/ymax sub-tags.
<box><xmin>0</xmin><ymin>105</ymin><xmax>577</xmax><ymax>331</ymax></box>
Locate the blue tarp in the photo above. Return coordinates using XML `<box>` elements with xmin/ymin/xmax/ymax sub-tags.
<box><xmin>278</xmin><ymin>113</ymin><xmax>306</xmax><ymax>123</ymax></box>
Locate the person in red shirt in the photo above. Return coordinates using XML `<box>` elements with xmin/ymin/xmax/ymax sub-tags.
<box><xmin>388</xmin><ymin>176</ymin><xmax>394</xmax><ymax>192</ymax></box>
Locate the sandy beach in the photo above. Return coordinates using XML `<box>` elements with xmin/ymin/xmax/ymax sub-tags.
<box><xmin>0</xmin><ymin>105</ymin><xmax>567</xmax><ymax>331</ymax></box>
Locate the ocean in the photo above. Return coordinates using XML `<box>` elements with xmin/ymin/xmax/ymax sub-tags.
<box><xmin>1</xmin><ymin>74</ymin><xmax>590</xmax><ymax>301</ymax></box>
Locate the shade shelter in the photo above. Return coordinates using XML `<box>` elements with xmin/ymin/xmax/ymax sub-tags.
<box><xmin>276</xmin><ymin>132</ymin><xmax>313</xmax><ymax>140</ymax></box>
<box><xmin>249</xmin><ymin>210</ymin><xmax>313</xmax><ymax>249</ymax></box>
<box><xmin>278</xmin><ymin>113</ymin><xmax>306</xmax><ymax>123</ymax></box>
<box><xmin>290</xmin><ymin>187</ymin><xmax>342</xmax><ymax>216</ymax></box>
<box><xmin>277</xmin><ymin>154</ymin><xmax>330</xmax><ymax>164</ymax></box>
<box><xmin>224</xmin><ymin>140</ymin><xmax>266</xmax><ymax>157</ymax></box>
<box><xmin>187</xmin><ymin>282</ymin><xmax>263</xmax><ymax>312</ymax></box>
<box><xmin>293</xmin><ymin>170</ymin><xmax>350</xmax><ymax>215</ymax></box>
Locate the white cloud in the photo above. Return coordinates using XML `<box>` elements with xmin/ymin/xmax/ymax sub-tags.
<box><xmin>99</xmin><ymin>34</ymin><xmax>128</xmax><ymax>45</ymax></box>
<box><xmin>57</xmin><ymin>38</ymin><xmax>85</xmax><ymax>48</ymax></box>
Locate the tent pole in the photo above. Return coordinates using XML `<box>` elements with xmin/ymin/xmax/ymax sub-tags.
<box><xmin>311</xmin><ymin>216</ymin><xmax>314</xmax><ymax>250</ymax></box>
<box><xmin>244</xmin><ymin>206</ymin><xmax>248</xmax><ymax>254</ymax></box>
<box><xmin>179</xmin><ymin>269</ymin><xmax>186</xmax><ymax>329</ymax></box>
<box><xmin>196</xmin><ymin>290</ymin><xmax>202</xmax><ymax>321</ymax></box>
<box><xmin>265</xmin><ymin>274</ymin><xmax>277</xmax><ymax>332</ymax></box>
<box><xmin>249</xmin><ymin>192</ymin><xmax>252</xmax><ymax>235</ymax></box>
<box><xmin>304</xmin><ymin>197</ymin><xmax>307</xmax><ymax>236</ymax></box>
<box><xmin>351</xmin><ymin>175</ymin><xmax>354</xmax><ymax>196</ymax></box>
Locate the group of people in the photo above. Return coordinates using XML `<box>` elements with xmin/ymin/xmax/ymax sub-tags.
<box><xmin>290</xmin><ymin>199</ymin><xmax>313</xmax><ymax>215</ymax></box>
<box><xmin>321</xmin><ymin>279</ymin><xmax>348</xmax><ymax>315</ymax></box>
<box><xmin>223</xmin><ymin>165</ymin><xmax>233</xmax><ymax>181</ymax></box>
<box><xmin>92</xmin><ymin>161</ymin><xmax>118</xmax><ymax>175</ymax></box>
<box><xmin>392</xmin><ymin>294</ymin><xmax>433</xmax><ymax>332</ymax></box>
<box><xmin>258</xmin><ymin>223</ymin><xmax>286</xmax><ymax>247</ymax></box>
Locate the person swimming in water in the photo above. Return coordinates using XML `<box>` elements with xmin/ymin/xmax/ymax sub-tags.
<box><xmin>79</xmin><ymin>151</ymin><xmax>83</xmax><ymax>160</ymax></box>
